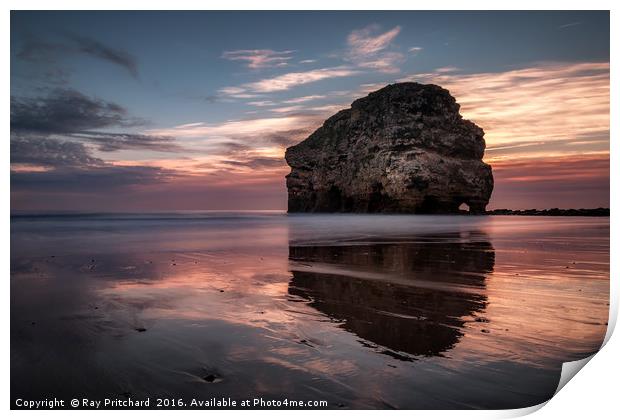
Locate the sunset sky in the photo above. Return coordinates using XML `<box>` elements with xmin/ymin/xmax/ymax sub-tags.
<box><xmin>10</xmin><ymin>11</ymin><xmax>610</xmax><ymax>211</ymax></box>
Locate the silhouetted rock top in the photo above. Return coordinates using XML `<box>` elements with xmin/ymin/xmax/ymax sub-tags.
<box><xmin>285</xmin><ymin>82</ymin><xmax>494</xmax><ymax>213</ymax></box>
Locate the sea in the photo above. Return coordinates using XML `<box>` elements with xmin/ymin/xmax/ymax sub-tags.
<box><xmin>10</xmin><ymin>212</ymin><xmax>610</xmax><ymax>409</ymax></box>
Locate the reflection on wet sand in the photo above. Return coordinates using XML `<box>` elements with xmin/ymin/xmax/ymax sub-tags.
<box><xmin>288</xmin><ymin>234</ymin><xmax>494</xmax><ymax>359</ymax></box>
<box><xmin>10</xmin><ymin>214</ymin><xmax>610</xmax><ymax>409</ymax></box>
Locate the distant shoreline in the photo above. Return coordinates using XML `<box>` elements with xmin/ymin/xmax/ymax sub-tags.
<box><xmin>9</xmin><ymin>208</ymin><xmax>610</xmax><ymax>218</ymax></box>
<box><xmin>482</xmin><ymin>208</ymin><xmax>609</xmax><ymax>217</ymax></box>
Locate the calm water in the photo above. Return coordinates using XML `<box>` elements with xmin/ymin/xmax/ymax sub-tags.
<box><xmin>10</xmin><ymin>213</ymin><xmax>609</xmax><ymax>409</ymax></box>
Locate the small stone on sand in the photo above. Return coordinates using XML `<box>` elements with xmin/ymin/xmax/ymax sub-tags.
<box><xmin>203</xmin><ymin>374</ymin><xmax>219</xmax><ymax>383</ymax></box>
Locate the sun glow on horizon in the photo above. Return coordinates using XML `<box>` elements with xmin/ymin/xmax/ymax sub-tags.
<box><xmin>10</xmin><ymin>12</ymin><xmax>610</xmax><ymax>211</ymax></box>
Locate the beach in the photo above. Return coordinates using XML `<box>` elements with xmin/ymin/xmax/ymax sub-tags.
<box><xmin>10</xmin><ymin>213</ymin><xmax>609</xmax><ymax>409</ymax></box>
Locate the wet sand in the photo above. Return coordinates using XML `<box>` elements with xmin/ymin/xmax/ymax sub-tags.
<box><xmin>10</xmin><ymin>213</ymin><xmax>609</xmax><ymax>409</ymax></box>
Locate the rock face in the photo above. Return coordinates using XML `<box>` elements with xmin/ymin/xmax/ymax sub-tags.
<box><xmin>285</xmin><ymin>82</ymin><xmax>494</xmax><ymax>214</ymax></box>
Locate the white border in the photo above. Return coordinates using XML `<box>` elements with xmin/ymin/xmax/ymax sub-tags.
<box><xmin>4</xmin><ymin>1</ymin><xmax>619</xmax><ymax>10</ymax></box>
<box><xmin>4</xmin><ymin>2</ymin><xmax>617</xmax><ymax>419</ymax></box>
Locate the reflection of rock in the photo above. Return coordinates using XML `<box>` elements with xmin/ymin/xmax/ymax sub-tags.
<box><xmin>285</xmin><ymin>83</ymin><xmax>494</xmax><ymax>214</ymax></box>
<box><xmin>288</xmin><ymin>233</ymin><xmax>495</xmax><ymax>358</ymax></box>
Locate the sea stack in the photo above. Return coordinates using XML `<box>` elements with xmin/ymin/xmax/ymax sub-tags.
<box><xmin>285</xmin><ymin>82</ymin><xmax>494</xmax><ymax>214</ymax></box>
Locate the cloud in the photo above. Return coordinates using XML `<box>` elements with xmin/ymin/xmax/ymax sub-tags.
<box><xmin>347</xmin><ymin>24</ymin><xmax>401</xmax><ymax>56</ymax></box>
<box><xmin>216</xmin><ymin>25</ymin><xmax>402</xmax><ymax>100</ymax></box>
<box><xmin>269</xmin><ymin>105</ymin><xmax>306</xmax><ymax>114</ymax></box>
<box><xmin>489</xmin><ymin>153</ymin><xmax>609</xmax><ymax>209</ymax></box>
<box><xmin>558</xmin><ymin>22</ymin><xmax>582</xmax><ymax>29</ymax></box>
<box><xmin>16</xmin><ymin>33</ymin><xmax>138</xmax><ymax>78</ymax></box>
<box><xmin>221</xmin><ymin>156</ymin><xmax>286</xmax><ymax>170</ymax></box>
<box><xmin>68</xmin><ymin>132</ymin><xmax>180</xmax><ymax>152</ymax></box>
<box><xmin>147</xmin><ymin>113</ymin><xmax>328</xmax><ymax>169</ymax></box>
<box><xmin>222</xmin><ymin>49</ymin><xmax>294</xmax><ymax>69</ymax></box>
<box><xmin>217</xmin><ymin>86</ymin><xmax>260</xmax><ymax>99</ymax></box>
<box><xmin>65</xmin><ymin>34</ymin><xmax>138</xmax><ymax>78</ymax></box>
<box><xmin>282</xmin><ymin>95</ymin><xmax>326</xmax><ymax>104</ymax></box>
<box><xmin>11</xmin><ymin>89</ymin><xmax>180</xmax><ymax>153</ymax></box>
<box><xmin>247</xmin><ymin>95</ymin><xmax>326</xmax><ymax>109</ymax></box>
<box><xmin>399</xmin><ymin>62</ymin><xmax>610</xmax><ymax>159</ymax></box>
<box><xmin>409</xmin><ymin>46</ymin><xmax>423</xmax><ymax>54</ymax></box>
<box><xmin>245</xmin><ymin>67</ymin><xmax>357</xmax><ymax>92</ymax></box>
<box><xmin>256</xmin><ymin>129</ymin><xmax>315</xmax><ymax>148</ymax></box>
<box><xmin>164</xmin><ymin>60</ymin><xmax>610</xmax><ymax>188</ymax></box>
<box><xmin>346</xmin><ymin>24</ymin><xmax>404</xmax><ymax>73</ymax></box>
<box><xmin>492</xmin><ymin>153</ymin><xmax>609</xmax><ymax>183</ymax></box>
<box><xmin>10</xmin><ymin>88</ymin><xmax>185</xmax><ymax>208</ymax></box>
<box><xmin>151</xmin><ymin>114</ymin><xmax>324</xmax><ymax>141</ymax></box>
<box><xmin>247</xmin><ymin>100</ymin><xmax>276</xmax><ymax>107</ymax></box>
<box><xmin>267</xmin><ymin>103</ymin><xmax>344</xmax><ymax>115</ymax></box>
<box><xmin>11</xmin><ymin>135</ymin><xmax>179</xmax><ymax>199</ymax></box>
<box><xmin>11</xmin><ymin>89</ymin><xmax>140</xmax><ymax>133</ymax></box>
<box><xmin>219</xmin><ymin>66</ymin><xmax>359</xmax><ymax>97</ymax></box>
<box><xmin>11</xmin><ymin>164</ymin><xmax>177</xmax><ymax>193</ymax></box>
<box><xmin>12</xmin><ymin>59</ymin><xmax>610</xmax><ymax>211</ymax></box>
<box><xmin>350</xmin><ymin>52</ymin><xmax>404</xmax><ymax>74</ymax></box>
<box><xmin>396</xmin><ymin>61</ymin><xmax>609</xmax><ymax>209</ymax></box>
<box><xmin>12</xmin><ymin>168</ymin><xmax>287</xmax><ymax>211</ymax></box>
<box><xmin>139</xmin><ymin>97</ymin><xmax>351</xmax><ymax>189</ymax></box>
<box><xmin>435</xmin><ymin>66</ymin><xmax>459</xmax><ymax>73</ymax></box>
<box><xmin>11</xmin><ymin>136</ymin><xmax>104</xmax><ymax>168</ymax></box>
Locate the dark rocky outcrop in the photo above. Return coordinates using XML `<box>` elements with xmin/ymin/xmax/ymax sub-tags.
<box><xmin>285</xmin><ymin>82</ymin><xmax>494</xmax><ymax>213</ymax></box>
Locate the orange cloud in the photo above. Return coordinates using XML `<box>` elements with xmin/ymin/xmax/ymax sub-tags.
<box><xmin>489</xmin><ymin>153</ymin><xmax>609</xmax><ymax>209</ymax></box>
<box><xmin>281</xmin><ymin>95</ymin><xmax>326</xmax><ymax>104</ymax></box>
<box><xmin>149</xmin><ymin>115</ymin><xmax>320</xmax><ymax>141</ymax></box>
<box><xmin>400</xmin><ymin>62</ymin><xmax>610</xmax><ymax>160</ymax></box>
<box><xmin>346</xmin><ymin>24</ymin><xmax>404</xmax><ymax>73</ymax></box>
<box><xmin>141</xmin><ymin>61</ymin><xmax>609</xmax><ymax>211</ymax></box>
<box><xmin>221</xmin><ymin>49</ymin><xmax>295</xmax><ymax>69</ymax></box>
<box><xmin>492</xmin><ymin>153</ymin><xmax>609</xmax><ymax>182</ymax></box>
<box><xmin>219</xmin><ymin>66</ymin><xmax>359</xmax><ymax>97</ymax></box>
<box><xmin>347</xmin><ymin>25</ymin><xmax>401</xmax><ymax>56</ymax></box>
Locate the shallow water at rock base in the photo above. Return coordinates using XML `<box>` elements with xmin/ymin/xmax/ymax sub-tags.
<box><xmin>10</xmin><ymin>213</ymin><xmax>609</xmax><ymax>409</ymax></box>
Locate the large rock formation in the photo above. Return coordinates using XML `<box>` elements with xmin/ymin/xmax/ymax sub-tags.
<box><xmin>285</xmin><ymin>82</ymin><xmax>494</xmax><ymax>214</ymax></box>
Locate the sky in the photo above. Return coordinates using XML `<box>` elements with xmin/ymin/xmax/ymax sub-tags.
<box><xmin>10</xmin><ymin>11</ymin><xmax>610</xmax><ymax>211</ymax></box>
